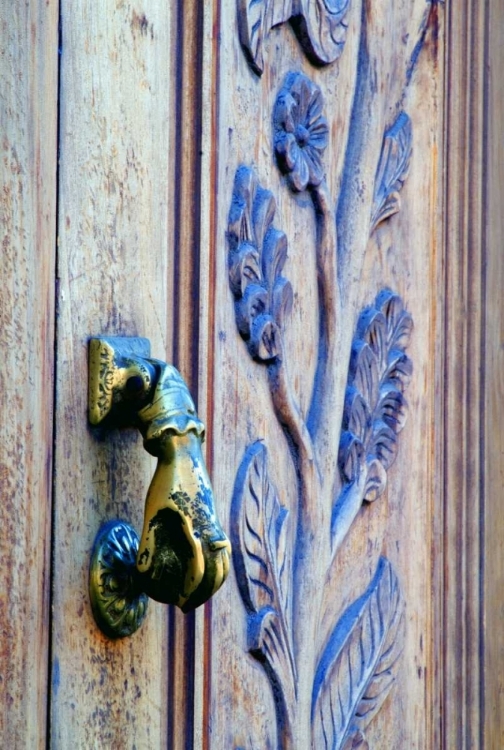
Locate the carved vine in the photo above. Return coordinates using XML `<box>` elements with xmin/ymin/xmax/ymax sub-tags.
<box><xmin>227</xmin><ymin>70</ymin><xmax>414</xmax><ymax>748</ymax></box>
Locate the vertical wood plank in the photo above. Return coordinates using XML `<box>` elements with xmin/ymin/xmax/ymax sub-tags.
<box><xmin>196</xmin><ymin>1</ymin><xmax>443</xmax><ymax>747</ymax></box>
<box><xmin>50</xmin><ymin>2</ymin><xmax>175</xmax><ymax>746</ymax></box>
<box><xmin>0</xmin><ymin>3</ymin><xmax>58</xmax><ymax>746</ymax></box>
<box><xmin>484</xmin><ymin>0</ymin><xmax>504</xmax><ymax>746</ymax></box>
<box><xmin>442</xmin><ymin>1</ymin><xmax>487</xmax><ymax>747</ymax></box>
<box><xmin>193</xmin><ymin>2</ymin><xmax>220</xmax><ymax>746</ymax></box>
<box><xmin>167</xmin><ymin>3</ymin><xmax>206</xmax><ymax>748</ymax></box>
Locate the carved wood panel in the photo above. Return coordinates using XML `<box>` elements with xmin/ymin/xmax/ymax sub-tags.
<box><xmin>4</xmin><ymin>1</ymin><xmax>504</xmax><ymax>748</ymax></box>
<box><xmin>196</xmin><ymin>1</ymin><xmax>442</xmax><ymax>747</ymax></box>
<box><xmin>226</xmin><ymin>73</ymin><xmax>413</xmax><ymax>746</ymax></box>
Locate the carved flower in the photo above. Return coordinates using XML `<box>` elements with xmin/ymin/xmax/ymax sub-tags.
<box><xmin>274</xmin><ymin>72</ymin><xmax>329</xmax><ymax>192</ymax></box>
<box><xmin>227</xmin><ymin>167</ymin><xmax>293</xmax><ymax>363</ymax></box>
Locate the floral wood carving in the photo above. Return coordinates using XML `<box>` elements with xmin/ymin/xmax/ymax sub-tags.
<box><xmin>237</xmin><ymin>0</ymin><xmax>351</xmax><ymax>76</ymax></box>
<box><xmin>228</xmin><ymin>72</ymin><xmax>414</xmax><ymax>747</ymax></box>
<box><xmin>311</xmin><ymin>557</ymin><xmax>405</xmax><ymax>747</ymax></box>
<box><xmin>336</xmin><ymin>290</ymin><xmax>413</xmax><ymax>534</ymax></box>
<box><xmin>231</xmin><ymin>442</ymin><xmax>297</xmax><ymax>725</ymax></box>
<box><xmin>371</xmin><ymin>112</ymin><xmax>413</xmax><ymax>232</ymax></box>
<box><xmin>274</xmin><ymin>72</ymin><xmax>329</xmax><ymax>192</ymax></box>
<box><xmin>229</xmin><ymin>2</ymin><xmax>431</xmax><ymax>737</ymax></box>
<box><xmin>228</xmin><ymin>168</ymin><xmax>293</xmax><ymax>362</ymax></box>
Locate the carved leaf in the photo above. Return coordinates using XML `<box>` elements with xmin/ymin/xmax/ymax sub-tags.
<box><xmin>338</xmin><ymin>431</ymin><xmax>364</xmax><ymax>485</ymax></box>
<box><xmin>236</xmin><ymin>284</ymin><xmax>268</xmax><ymax>338</ymax></box>
<box><xmin>376</xmin><ymin>288</ymin><xmax>414</xmax><ymax>353</ymax></box>
<box><xmin>229</xmin><ymin>242</ymin><xmax>262</xmax><ymax>297</ymax></box>
<box><xmin>336</xmin><ymin>290</ymin><xmax>413</xmax><ymax>513</ymax></box>
<box><xmin>341</xmin><ymin>729</ymin><xmax>369</xmax><ymax>750</ymax></box>
<box><xmin>228</xmin><ymin>167</ymin><xmax>292</xmax><ymax>362</ymax></box>
<box><xmin>271</xmin><ymin>276</ymin><xmax>294</xmax><ymax>331</ymax></box>
<box><xmin>251</xmin><ymin>314</ymin><xmax>280</xmax><ymax>360</ymax></box>
<box><xmin>293</xmin><ymin>0</ymin><xmax>351</xmax><ymax>65</ymax></box>
<box><xmin>237</xmin><ymin>0</ymin><xmax>350</xmax><ymax>76</ymax></box>
<box><xmin>311</xmin><ymin>557</ymin><xmax>405</xmax><ymax>749</ymax></box>
<box><xmin>228</xmin><ymin>166</ymin><xmax>276</xmax><ymax>252</ymax></box>
<box><xmin>377</xmin><ymin>385</ymin><xmax>408</xmax><ymax>434</ymax></box>
<box><xmin>371</xmin><ymin>112</ymin><xmax>413</xmax><ymax>231</ymax></box>
<box><xmin>237</xmin><ymin>0</ymin><xmax>292</xmax><ymax>76</ymax></box>
<box><xmin>262</xmin><ymin>228</ymin><xmax>288</xmax><ymax>289</ymax></box>
<box><xmin>231</xmin><ymin>441</ymin><xmax>297</xmax><ymax>706</ymax></box>
<box><xmin>362</xmin><ymin>458</ymin><xmax>387</xmax><ymax>503</ymax></box>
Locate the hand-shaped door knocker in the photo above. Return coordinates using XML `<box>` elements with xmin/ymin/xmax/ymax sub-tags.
<box><xmin>88</xmin><ymin>336</ymin><xmax>231</xmax><ymax>638</ymax></box>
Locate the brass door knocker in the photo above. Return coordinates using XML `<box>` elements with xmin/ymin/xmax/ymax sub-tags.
<box><xmin>88</xmin><ymin>336</ymin><xmax>231</xmax><ymax>638</ymax></box>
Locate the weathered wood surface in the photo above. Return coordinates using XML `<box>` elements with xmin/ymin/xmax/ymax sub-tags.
<box><xmin>0</xmin><ymin>3</ymin><xmax>58</xmax><ymax>746</ymax></box>
<box><xmin>3</xmin><ymin>1</ymin><xmax>504</xmax><ymax>747</ymax></box>
<box><xmin>50</xmin><ymin>2</ymin><xmax>176</xmax><ymax>746</ymax></box>
<box><xmin>196</xmin><ymin>1</ymin><xmax>443</xmax><ymax>747</ymax></box>
<box><xmin>442</xmin><ymin>1</ymin><xmax>490</xmax><ymax>747</ymax></box>
<box><xmin>484</xmin><ymin>0</ymin><xmax>504</xmax><ymax>746</ymax></box>
<box><xmin>166</xmin><ymin>5</ymin><xmax>208</xmax><ymax>748</ymax></box>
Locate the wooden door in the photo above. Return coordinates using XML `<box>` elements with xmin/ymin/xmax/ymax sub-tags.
<box><xmin>1</xmin><ymin>1</ymin><xmax>503</xmax><ymax>748</ymax></box>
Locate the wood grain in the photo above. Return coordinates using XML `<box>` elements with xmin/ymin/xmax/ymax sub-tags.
<box><xmin>2</xmin><ymin>1</ymin><xmax>503</xmax><ymax>746</ymax></box>
<box><xmin>0</xmin><ymin>3</ymin><xmax>58</xmax><ymax>746</ymax></box>
<box><xmin>442</xmin><ymin>1</ymin><xmax>487</xmax><ymax>747</ymax></box>
<box><xmin>196</xmin><ymin>1</ymin><xmax>443</xmax><ymax>747</ymax></box>
<box><xmin>167</xmin><ymin>4</ymin><xmax>208</xmax><ymax>748</ymax></box>
<box><xmin>50</xmin><ymin>2</ymin><xmax>175</xmax><ymax>746</ymax></box>
<box><xmin>484</xmin><ymin>0</ymin><xmax>504</xmax><ymax>746</ymax></box>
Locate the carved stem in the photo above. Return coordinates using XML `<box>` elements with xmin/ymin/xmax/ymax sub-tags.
<box><xmin>267</xmin><ymin>343</ymin><xmax>322</xmax><ymax>744</ymax></box>
<box><xmin>287</xmin><ymin>182</ymin><xmax>346</xmax><ymax>744</ymax></box>
<box><xmin>308</xmin><ymin>181</ymin><xmax>343</xmax><ymax>496</ymax></box>
<box><xmin>267</xmin><ymin>336</ymin><xmax>321</xmax><ymax>602</ymax></box>
<box><xmin>267</xmin><ymin>351</ymin><xmax>315</xmax><ymax>468</ymax></box>
<box><xmin>266</xmin><ymin>315</ymin><xmax>320</xmax><ymax>547</ymax></box>
<box><xmin>330</xmin><ymin>480</ymin><xmax>367</xmax><ymax>556</ymax></box>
